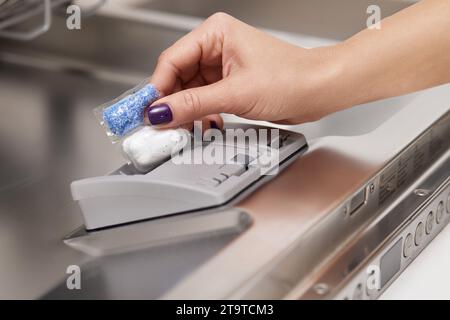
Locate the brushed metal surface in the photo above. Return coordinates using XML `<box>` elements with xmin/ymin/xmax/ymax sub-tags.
<box><xmin>122</xmin><ymin>0</ymin><xmax>412</xmax><ymax>40</ymax></box>
<box><xmin>165</xmin><ymin>104</ymin><xmax>449</xmax><ymax>299</ymax></box>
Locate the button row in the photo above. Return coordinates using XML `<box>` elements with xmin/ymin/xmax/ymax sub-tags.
<box><xmin>403</xmin><ymin>194</ymin><xmax>450</xmax><ymax>258</ymax></box>
<box><xmin>196</xmin><ymin>163</ymin><xmax>247</xmax><ymax>187</ymax></box>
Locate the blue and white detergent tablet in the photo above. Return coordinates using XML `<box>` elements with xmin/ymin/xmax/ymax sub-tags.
<box><xmin>101</xmin><ymin>83</ymin><xmax>159</xmax><ymax>138</ymax></box>
<box><xmin>94</xmin><ymin>81</ymin><xmax>190</xmax><ymax>172</ymax></box>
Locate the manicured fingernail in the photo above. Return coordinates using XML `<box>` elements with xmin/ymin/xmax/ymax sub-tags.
<box><xmin>147</xmin><ymin>103</ymin><xmax>173</xmax><ymax>125</ymax></box>
<box><xmin>210</xmin><ymin>121</ymin><xmax>219</xmax><ymax>129</ymax></box>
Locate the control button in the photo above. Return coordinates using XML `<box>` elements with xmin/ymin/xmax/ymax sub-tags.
<box><xmin>220</xmin><ymin>164</ymin><xmax>246</xmax><ymax>177</ymax></box>
<box><xmin>414</xmin><ymin>222</ymin><xmax>425</xmax><ymax>246</ymax></box>
<box><xmin>197</xmin><ymin>178</ymin><xmax>220</xmax><ymax>187</ymax></box>
<box><xmin>403</xmin><ymin>233</ymin><xmax>414</xmax><ymax>258</ymax></box>
<box><xmin>214</xmin><ymin>174</ymin><xmax>228</xmax><ymax>183</ymax></box>
<box><xmin>436</xmin><ymin>201</ymin><xmax>444</xmax><ymax>224</ymax></box>
<box><xmin>446</xmin><ymin>193</ymin><xmax>450</xmax><ymax>214</ymax></box>
<box><xmin>426</xmin><ymin>211</ymin><xmax>434</xmax><ymax>234</ymax></box>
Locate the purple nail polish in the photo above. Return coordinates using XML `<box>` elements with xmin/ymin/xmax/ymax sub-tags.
<box><xmin>147</xmin><ymin>103</ymin><xmax>173</xmax><ymax>125</ymax></box>
<box><xmin>210</xmin><ymin>121</ymin><xmax>219</xmax><ymax>129</ymax></box>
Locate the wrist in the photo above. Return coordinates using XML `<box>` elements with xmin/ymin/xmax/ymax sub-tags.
<box><xmin>293</xmin><ymin>44</ymin><xmax>350</xmax><ymax>122</ymax></box>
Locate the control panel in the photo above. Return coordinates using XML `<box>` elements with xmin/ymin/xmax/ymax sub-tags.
<box><xmin>71</xmin><ymin>124</ymin><xmax>307</xmax><ymax>230</ymax></box>
<box><xmin>336</xmin><ymin>172</ymin><xmax>450</xmax><ymax>300</ymax></box>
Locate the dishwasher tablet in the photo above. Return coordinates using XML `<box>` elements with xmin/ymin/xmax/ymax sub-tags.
<box><xmin>94</xmin><ymin>80</ymin><xmax>160</xmax><ymax>142</ymax></box>
<box><xmin>93</xmin><ymin>79</ymin><xmax>192</xmax><ymax>172</ymax></box>
<box><xmin>121</xmin><ymin>126</ymin><xmax>190</xmax><ymax>173</ymax></box>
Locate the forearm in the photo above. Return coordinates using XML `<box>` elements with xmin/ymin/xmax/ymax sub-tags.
<box><xmin>145</xmin><ymin>7</ymin><xmax>448</xmax><ymax>126</ymax></box>
<box><xmin>322</xmin><ymin>0</ymin><xmax>450</xmax><ymax>113</ymax></box>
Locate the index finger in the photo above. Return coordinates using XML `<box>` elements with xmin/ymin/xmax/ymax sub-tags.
<box><xmin>150</xmin><ymin>20</ymin><xmax>225</xmax><ymax>97</ymax></box>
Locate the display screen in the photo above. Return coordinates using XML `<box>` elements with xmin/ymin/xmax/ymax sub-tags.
<box><xmin>380</xmin><ymin>238</ymin><xmax>402</xmax><ymax>288</ymax></box>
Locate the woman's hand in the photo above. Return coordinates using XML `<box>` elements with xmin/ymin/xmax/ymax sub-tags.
<box><xmin>146</xmin><ymin>0</ymin><xmax>450</xmax><ymax>130</ymax></box>
<box><xmin>145</xmin><ymin>12</ymin><xmax>341</xmax><ymax>129</ymax></box>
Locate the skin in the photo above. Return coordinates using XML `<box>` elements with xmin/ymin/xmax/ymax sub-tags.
<box><xmin>146</xmin><ymin>0</ymin><xmax>450</xmax><ymax>130</ymax></box>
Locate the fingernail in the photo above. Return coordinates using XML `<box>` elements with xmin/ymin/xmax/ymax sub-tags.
<box><xmin>210</xmin><ymin>121</ymin><xmax>219</xmax><ymax>129</ymax></box>
<box><xmin>147</xmin><ymin>103</ymin><xmax>173</xmax><ymax>125</ymax></box>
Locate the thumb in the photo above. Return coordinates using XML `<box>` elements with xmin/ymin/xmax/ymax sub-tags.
<box><xmin>146</xmin><ymin>80</ymin><xmax>237</xmax><ymax>128</ymax></box>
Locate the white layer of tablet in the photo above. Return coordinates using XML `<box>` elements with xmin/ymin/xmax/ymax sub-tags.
<box><xmin>122</xmin><ymin>126</ymin><xmax>190</xmax><ymax>172</ymax></box>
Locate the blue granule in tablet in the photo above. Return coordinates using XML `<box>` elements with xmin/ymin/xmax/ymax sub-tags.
<box><xmin>102</xmin><ymin>84</ymin><xmax>160</xmax><ymax>137</ymax></box>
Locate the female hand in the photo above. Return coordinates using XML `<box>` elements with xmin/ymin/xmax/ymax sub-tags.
<box><xmin>146</xmin><ymin>1</ymin><xmax>450</xmax><ymax>130</ymax></box>
<box><xmin>145</xmin><ymin>12</ymin><xmax>341</xmax><ymax>129</ymax></box>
